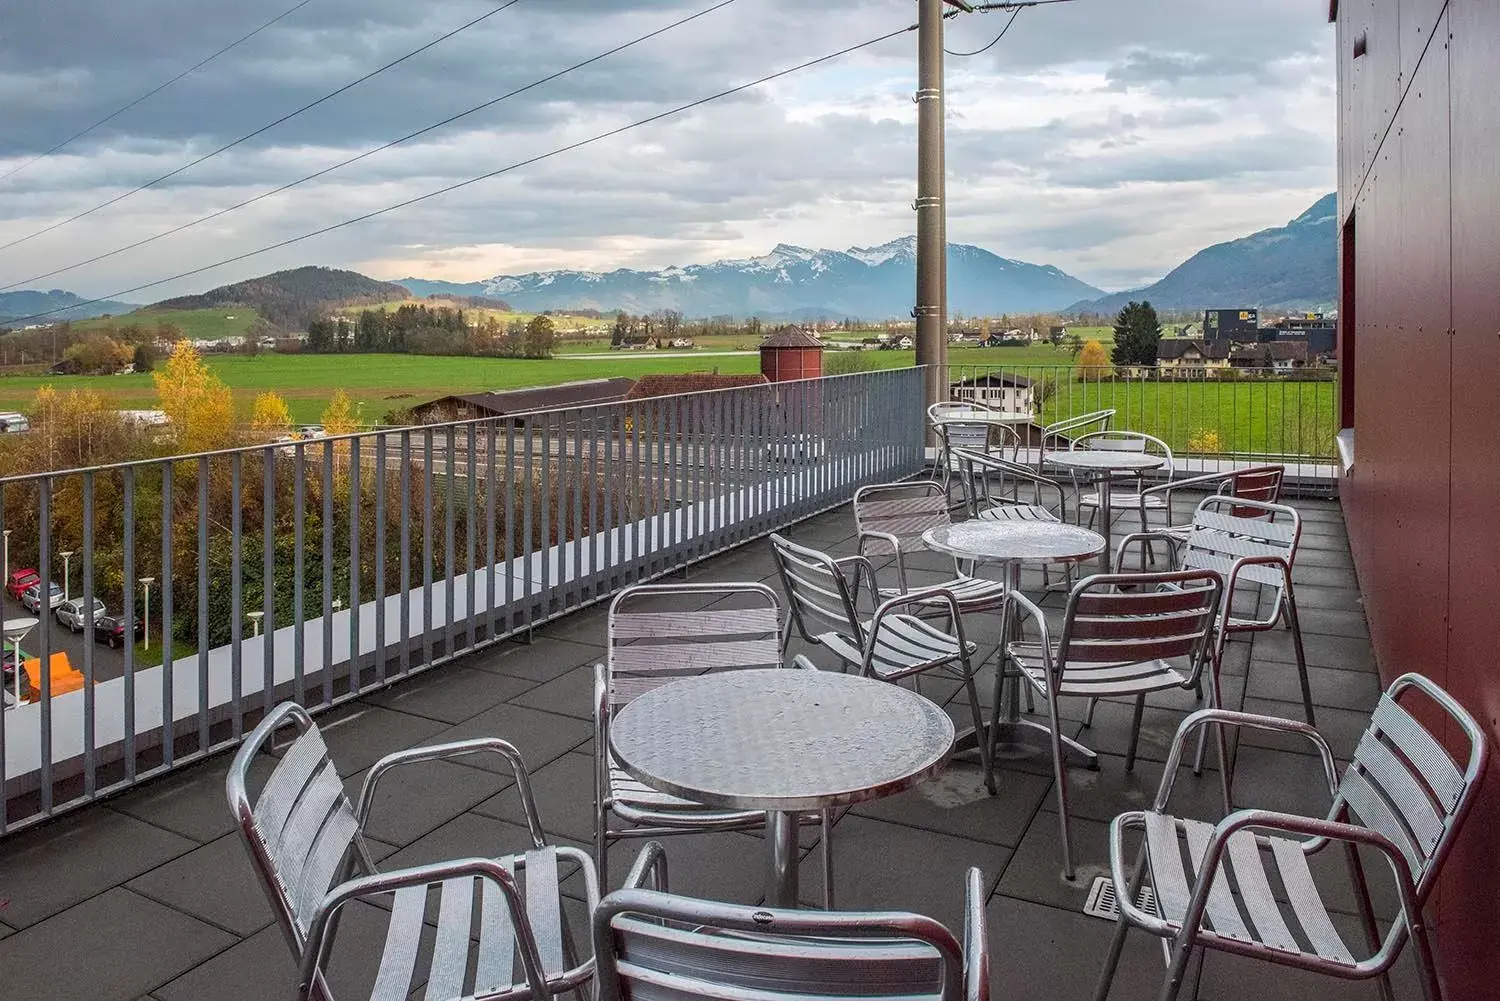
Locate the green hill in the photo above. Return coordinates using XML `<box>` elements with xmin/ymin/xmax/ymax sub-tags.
<box><xmin>151</xmin><ymin>265</ymin><xmax>410</xmax><ymax>331</ymax></box>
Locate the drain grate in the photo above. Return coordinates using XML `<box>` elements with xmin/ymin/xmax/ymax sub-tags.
<box><xmin>1082</xmin><ymin>875</ymin><xmax>1157</xmax><ymax>921</ymax></box>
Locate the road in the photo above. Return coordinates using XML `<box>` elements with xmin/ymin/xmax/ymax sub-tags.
<box><xmin>2</xmin><ymin>590</ymin><xmax>128</xmax><ymax>684</ymax></box>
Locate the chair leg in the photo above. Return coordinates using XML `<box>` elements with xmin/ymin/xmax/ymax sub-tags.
<box><xmin>821</xmin><ymin>809</ymin><xmax>835</xmax><ymax>910</ymax></box>
<box><xmin>962</xmin><ymin>666</ymin><xmax>997</xmax><ymax>795</ymax></box>
<box><xmin>1283</xmin><ymin>594</ymin><xmax>1316</xmax><ymax>725</ymax></box>
<box><xmin>1155</xmin><ymin>936</ymin><xmax>1196</xmax><ymax>1001</ymax></box>
<box><xmin>1044</xmin><ymin>695</ymin><xmax>1076</xmax><ymax>879</ymax></box>
<box><xmin>1409</xmin><ymin>909</ymin><xmax>1446</xmax><ymax>1001</ymax></box>
<box><xmin>596</xmin><ymin>814</ymin><xmax>611</xmax><ymax>894</ymax></box>
<box><xmin>1124</xmin><ymin>695</ymin><xmax>1146</xmax><ymax>772</ymax></box>
<box><xmin>1083</xmin><ymin>697</ymin><xmax>1098</xmax><ymax>727</ymax></box>
<box><xmin>1345</xmin><ymin>842</ymin><xmax>1395</xmax><ymax>1001</ymax></box>
<box><xmin>1093</xmin><ymin>844</ymin><xmax>1148</xmax><ymax>1001</ymax></box>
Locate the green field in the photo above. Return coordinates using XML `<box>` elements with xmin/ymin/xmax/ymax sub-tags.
<box><xmin>74</xmin><ymin>307</ymin><xmax>266</xmax><ymax>340</ymax></box>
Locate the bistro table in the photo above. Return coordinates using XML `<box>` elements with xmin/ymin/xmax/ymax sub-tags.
<box><xmin>922</xmin><ymin>520</ymin><xmax>1105</xmax><ymax>765</ymax></box>
<box><xmin>609</xmin><ymin>668</ymin><xmax>953</xmax><ymax>908</ymax></box>
<box><xmin>930</xmin><ymin>410</ymin><xmax>1033</xmax><ymax>426</ymax></box>
<box><xmin>1041</xmin><ymin>449</ymin><xmax>1165</xmax><ymax>572</ymax></box>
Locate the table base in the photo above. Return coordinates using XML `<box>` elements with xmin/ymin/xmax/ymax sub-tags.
<box><xmin>766</xmin><ymin>810</ymin><xmax>799</xmax><ymax>908</ymax></box>
<box><xmin>953</xmin><ymin>722</ymin><xmax>1098</xmax><ymax>767</ymax></box>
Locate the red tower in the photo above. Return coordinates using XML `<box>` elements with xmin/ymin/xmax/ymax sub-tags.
<box><xmin>758</xmin><ymin>326</ymin><xmax>824</xmax><ymax>382</ymax></box>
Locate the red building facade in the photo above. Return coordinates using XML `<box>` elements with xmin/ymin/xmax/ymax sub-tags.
<box><xmin>1333</xmin><ymin>0</ymin><xmax>1500</xmax><ymax>991</ymax></box>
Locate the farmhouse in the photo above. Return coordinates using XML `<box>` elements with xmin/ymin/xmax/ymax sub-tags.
<box><xmin>1156</xmin><ymin>339</ymin><xmax>1231</xmax><ymax>379</ymax></box>
<box><xmin>948</xmin><ymin>372</ymin><xmax>1036</xmax><ymax>414</ymax></box>
<box><xmin>1230</xmin><ymin>340</ymin><xmax>1310</xmax><ymax>371</ymax></box>
<box><xmin>410</xmin><ymin>377</ymin><xmax>635</xmax><ymax>424</ymax></box>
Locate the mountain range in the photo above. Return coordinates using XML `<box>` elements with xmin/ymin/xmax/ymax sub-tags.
<box><xmin>1071</xmin><ymin>194</ymin><xmax>1337</xmax><ymax>315</ymax></box>
<box><xmin>398</xmin><ymin>237</ymin><xmax>1106</xmax><ymax>317</ymax></box>
<box><xmin>0</xmin><ymin>289</ymin><xmax>139</xmax><ymax>325</ymax></box>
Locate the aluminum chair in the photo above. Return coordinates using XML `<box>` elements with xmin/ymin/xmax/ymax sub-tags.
<box><xmin>994</xmin><ymin>569</ymin><xmax>1225</xmax><ymax>878</ymax></box>
<box><xmin>1095</xmin><ymin>674</ymin><xmax>1488</xmax><ymax>1001</ymax></box>
<box><xmin>596</xmin><ymin>582</ymin><xmax>834</xmax><ymax>906</ymax></box>
<box><xmin>595</xmin><ymin>842</ymin><xmax>989</xmax><ymax>1001</ymax></box>
<box><xmin>1148</xmin><ymin>464</ymin><xmax>1286</xmax><ymax>550</ymax></box>
<box><xmin>852</xmin><ymin>480</ymin><xmax>1009</xmax><ymax>615</ymax></box>
<box><xmin>1035</xmin><ymin>408</ymin><xmax>1116</xmax><ymax>473</ymax></box>
<box><xmin>953</xmin><ymin>447</ymin><xmax>1070</xmax><ymax>524</ymax></box>
<box><xmin>770</xmin><ymin>532</ymin><xmax>994</xmax><ymax>793</ymax></box>
<box><xmin>930</xmin><ymin>418</ymin><xmax>1019</xmax><ymax>507</ymax></box>
<box><xmin>1072</xmin><ymin>431</ymin><xmax>1176</xmax><ymax>546</ymax></box>
<box><xmin>227</xmin><ymin>701</ymin><xmax>597</xmax><ymax>1001</ymax></box>
<box><xmin>1117</xmin><ymin>494</ymin><xmax>1313</xmax><ymax>782</ymax></box>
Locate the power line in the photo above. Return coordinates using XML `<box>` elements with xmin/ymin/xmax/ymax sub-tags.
<box><xmin>945</xmin><ymin>8</ymin><xmax>1021</xmax><ymax>56</ymax></box>
<box><xmin>0</xmin><ymin>0</ymin><xmax>318</xmax><ymax>185</ymax></box>
<box><xmin>0</xmin><ymin>0</ymin><xmax>524</xmax><ymax>255</ymax></box>
<box><xmin>2</xmin><ymin>0</ymin><xmax>739</xmax><ymax>293</ymax></box>
<box><xmin>6</xmin><ymin>23</ymin><xmax>916</xmax><ymax>327</ymax></box>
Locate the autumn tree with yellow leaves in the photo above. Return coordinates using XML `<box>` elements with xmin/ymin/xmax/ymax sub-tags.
<box><xmin>249</xmin><ymin>392</ymin><xmax>293</xmax><ymax>436</ymax></box>
<box><xmin>320</xmin><ymin>389</ymin><xmax>360</xmax><ymax>436</ymax></box>
<box><xmin>153</xmin><ymin>341</ymin><xmax>235</xmax><ymax>452</ymax></box>
<box><xmin>1076</xmin><ymin>339</ymin><xmax>1110</xmax><ymax>381</ymax></box>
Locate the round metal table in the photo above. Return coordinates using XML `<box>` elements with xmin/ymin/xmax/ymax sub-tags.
<box><xmin>1041</xmin><ymin>450</ymin><xmax>1165</xmax><ymax>572</ymax></box>
<box><xmin>931</xmin><ymin>411</ymin><xmax>1032</xmax><ymax>425</ymax></box>
<box><xmin>922</xmin><ymin>521</ymin><xmax>1105</xmax><ymax>767</ymax></box>
<box><xmin>609</xmin><ymin>668</ymin><xmax>954</xmax><ymax>908</ymax></box>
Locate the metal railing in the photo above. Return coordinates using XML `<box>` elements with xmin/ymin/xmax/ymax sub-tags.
<box><xmin>0</xmin><ymin>368</ymin><xmax>924</xmax><ymax>834</ymax></box>
<box><xmin>943</xmin><ymin>362</ymin><xmax>1339</xmax><ymax>471</ymax></box>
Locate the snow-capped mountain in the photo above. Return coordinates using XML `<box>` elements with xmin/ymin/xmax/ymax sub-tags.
<box><xmin>397</xmin><ymin>237</ymin><xmax>1105</xmax><ymax>318</ymax></box>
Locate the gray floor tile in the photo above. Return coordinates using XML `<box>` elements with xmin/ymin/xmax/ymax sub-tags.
<box><xmin>382</xmin><ymin>811</ymin><xmax>592</xmax><ymax>902</ymax></box>
<box><xmin>1246</xmin><ymin>662</ymin><xmax>1381</xmax><ymax>713</ymax></box>
<box><xmin>1228</xmin><ymin>746</ymin><xmax>1341</xmax><ymax>818</ymax></box>
<box><xmin>800</xmin><ymin>815</ymin><xmax>1009</xmax><ymax>932</ymax></box>
<box><xmin>510</xmin><ymin>663</ymin><xmax>596</xmax><ymax>720</ymax></box>
<box><xmin>604</xmin><ymin>829</ymin><xmax>770</xmax><ymax>901</ymax></box>
<box><xmin>1294</xmin><ymin>607</ymin><xmax>1370</xmax><ymax>638</ymax></box>
<box><xmin>126</xmin><ymin>832</ymin><xmax>275</xmax><ymax>937</ymax></box>
<box><xmin>1252</xmin><ymin>630</ymin><xmax>1376</xmax><ymax>673</ymax></box>
<box><xmin>0</xmin><ymin>920</ymin><xmax>12</xmax><ymax>940</ymax></box>
<box><xmin>850</xmin><ymin>757</ymin><xmax>1051</xmax><ymax>848</ymax></box>
<box><xmin>1287</xmin><ymin>585</ymin><xmax>1365</xmax><ymax>612</ymax></box>
<box><xmin>107</xmin><ymin>755</ymin><xmax>238</xmax><ymax>844</ymax></box>
<box><xmin>315</xmin><ymin>703</ymin><xmax>451</xmax><ymax>773</ymax></box>
<box><xmin>422</xmin><ymin>703</ymin><xmax>592</xmax><ymax>774</ymax></box>
<box><xmin>986</xmin><ymin>895</ymin><xmax>1186</xmax><ymax>1001</ymax></box>
<box><xmin>343</xmin><ymin>757</ymin><xmax>516</xmax><ymax>846</ymax></box>
<box><xmin>1055</xmin><ymin>752</ymin><xmax>1227</xmax><ymax>826</ymax></box>
<box><xmin>361</xmin><ymin>665</ymin><xmax>537</xmax><ymax>723</ymax></box>
<box><xmin>469</xmin><ymin>634</ymin><xmax>602</xmax><ymax>682</ymax></box>
<box><xmin>0</xmin><ymin>809</ymin><xmax>197</xmax><ymax>928</ymax></box>
<box><xmin>1238</xmin><ymin>697</ymin><xmax>1368</xmax><ymax>761</ymax></box>
<box><xmin>996</xmin><ymin>810</ymin><xmax>1126</xmax><ymax>912</ymax></box>
<box><xmin>1195</xmin><ymin>911</ymin><xmax>1421</xmax><ymax>1001</ymax></box>
<box><xmin>0</xmin><ymin>888</ymin><xmax>235</xmax><ymax>1001</ymax></box>
<box><xmin>473</xmin><ymin>749</ymin><xmax>598</xmax><ymax>843</ymax></box>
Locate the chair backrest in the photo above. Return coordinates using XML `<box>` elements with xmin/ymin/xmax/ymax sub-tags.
<box><xmin>770</xmin><ymin>533</ymin><xmax>863</xmax><ymax>646</ymax></box>
<box><xmin>853</xmin><ymin>481</ymin><xmax>952</xmax><ymax>556</ymax></box>
<box><xmin>594</xmin><ymin>888</ymin><xmax>966</xmax><ymax>1001</ymax></box>
<box><xmin>227</xmin><ymin>703</ymin><xmax>375</xmax><ymax>951</ymax></box>
<box><xmin>1072</xmin><ymin>429</ymin><xmax>1175</xmax><ymax>477</ymax></box>
<box><xmin>1178</xmin><ymin>495</ymin><xmax>1301</xmax><ymax>600</ymax></box>
<box><xmin>928</xmin><ymin>400</ymin><xmax>993</xmax><ymax>424</ymax></box>
<box><xmin>1040</xmin><ymin>408</ymin><xmax>1115</xmax><ymax>447</ymax></box>
<box><xmin>938</xmin><ymin>420</ymin><xmax>994</xmax><ymax>453</ymax></box>
<box><xmin>952</xmin><ymin>448</ymin><xmax>1068</xmax><ymax>520</ymax></box>
<box><xmin>1332</xmin><ymin>673</ymin><xmax>1488</xmax><ymax>899</ymax></box>
<box><xmin>1220</xmin><ymin>464</ymin><xmax>1285</xmax><ymax>517</ymax></box>
<box><xmin>605</xmin><ymin>583</ymin><xmax>783</xmax><ymax>710</ymax></box>
<box><xmin>1057</xmin><ymin>570</ymin><xmax>1223</xmax><ymax>670</ymax></box>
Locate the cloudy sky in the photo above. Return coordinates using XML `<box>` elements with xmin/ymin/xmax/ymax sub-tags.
<box><xmin>0</xmin><ymin>0</ymin><xmax>1334</xmax><ymax>302</ymax></box>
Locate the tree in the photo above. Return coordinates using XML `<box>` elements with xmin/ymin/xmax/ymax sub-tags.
<box><xmin>522</xmin><ymin>315</ymin><xmax>555</xmax><ymax>358</ymax></box>
<box><xmin>132</xmin><ymin>342</ymin><xmax>157</xmax><ymax>372</ymax></box>
<box><xmin>153</xmin><ymin>340</ymin><xmax>235</xmax><ymax>452</ymax></box>
<box><xmin>321</xmin><ymin>389</ymin><xmax>359</xmax><ymax>435</ymax></box>
<box><xmin>1065</xmin><ymin>333</ymin><xmax>1084</xmax><ymax>359</ymax></box>
<box><xmin>250</xmin><ymin>392</ymin><xmax>293</xmax><ymax>435</ymax></box>
<box><xmin>1111</xmin><ymin>300</ymin><xmax>1163</xmax><ymax>366</ymax></box>
<box><xmin>611</xmin><ymin>312</ymin><xmax>630</xmax><ymax>347</ymax></box>
<box><xmin>1077</xmin><ymin>339</ymin><xmax>1110</xmax><ymax>380</ymax></box>
<box><xmin>62</xmin><ymin>334</ymin><xmax>132</xmax><ymax>374</ymax></box>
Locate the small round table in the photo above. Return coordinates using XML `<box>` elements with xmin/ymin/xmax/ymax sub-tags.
<box><xmin>931</xmin><ymin>411</ymin><xmax>1032</xmax><ymax>426</ymax></box>
<box><xmin>922</xmin><ymin>520</ymin><xmax>1105</xmax><ymax>767</ymax></box>
<box><xmin>1042</xmin><ymin>450</ymin><xmax>1165</xmax><ymax>572</ymax></box>
<box><xmin>609</xmin><ymin>668</ymin><xmax>953</xmax><ymax>908</ymax></box>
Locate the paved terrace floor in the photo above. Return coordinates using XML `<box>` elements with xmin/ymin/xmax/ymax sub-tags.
<box><xmin>0</xmin><ymin>493</ymin><xmax>1425</xmax><ymax>1001</ymax></box>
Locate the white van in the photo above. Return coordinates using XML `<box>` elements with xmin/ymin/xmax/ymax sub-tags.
<box><xmin>0</xmin><ymin>412</ymin><xmax>29</xmax><ymax>434</ymax></box>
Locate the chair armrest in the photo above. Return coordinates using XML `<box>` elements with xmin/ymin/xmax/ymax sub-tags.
<box><xmin>833</xmin><ymin>553</ymin><xmax>879</xmax><ymax>612</ymax></box>
<box><xmin>789</xmin><ymin>654</ymin><xmax>821</xmax><ymax>670</ymax></box>
<box><xmin>301</xmin><ymin>857</ymin><xmax>550</xmax><ymax>1001</ymax></box>
<box><xmin>857</xmin><ymin>529</ymin><xmax>909</xmax><ymax>589</ymax></box>
<box><xmin>623</xmin><ymin>840</ymin><xmax>670</xmax><ymax>891</ymax></box>
<box><xmin>1223</xmin><ymin>553</ymin><xmax>1291</xmax><ymax>623</ymax></box>
<box><xmin>1140</xmin><ymin>469</ymin><xmax>1230</xmax><ymax>501</ymax></box>
<box><xmin>1004</xmin><ymin>589</ymin><xmax>1052</xmax><ymax>651</ymax></box>
<box><xmin>1113</xmin><ymin>529</ymin><xmax>1186</xmax><ymax>569</ymax></box>
<box><xmin>871</xmin><ymin>585</ymin><xmax>968</xmax><ymax>651</ymax></box>
<box><xmin>357</xmin><ymin>738</ymin><xmax>546</xmax><ymax>848</ymax></box>
<box><xmin>963</xmin><ymin>866</ymin><xmax>989</xmax><ymax>1001</ymax></box>
<box><xmin>1154</xmin><ymin>708</ymin><xmax>1338</xmax><ymax>811</ymax></box>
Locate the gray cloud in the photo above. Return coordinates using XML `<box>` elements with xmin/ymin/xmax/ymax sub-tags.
<box><xmin>0</xmin><ymin>0</ymin><xmax>1335</xmax><ymax>300</ymax></box>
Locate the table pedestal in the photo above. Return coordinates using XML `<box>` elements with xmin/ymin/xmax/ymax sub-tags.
<box><xmin>765</xmin><ymin>810</ymin><xmax>799</xmax><ymax>908</ymax></box>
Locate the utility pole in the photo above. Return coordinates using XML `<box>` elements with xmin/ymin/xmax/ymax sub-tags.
<box><xmin>914</xmin><ymin>0</ymin><xmax>952</xmax><ymax>417</ymax></box>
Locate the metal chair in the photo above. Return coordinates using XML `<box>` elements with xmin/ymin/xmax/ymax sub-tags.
<box><xmin>994</xmin><ymin>569</ymin><xmax>1225</xmax><ymax>878</ymax></box>
<box><xmin>1116</xmin><ymin>495</ymin><xmax>1313</xmax><ymax>781</ymax></box>
<box><xmin>770</xmin><ymin>532</ymin><xmax>994</xmax><ymax>793</ymax></box>
<box><xmin>1095</xmin><ymin>674</ymin><xmax>1488</xmax><ymax>1001</ymax></box>
<box><xmin>1072</xmin><ymin>431</ymin><xmax>1176</xmax><ymax>546</ymax></box>
<box><xmin>852</xmin><ymin>480</ymin><xmax>1009</xmax><ymax>615</ymax></box>
<box><xmin>1148</xmin><ymin>463</ymin><xmax>1286</xmax><ymax>550</ymax></box>
<box><xmin>931</xmin><ymin>420</ymin><xmax>1019</xmax><ymax>507</ymax></box>
<box><xmin>954</xmin><ymin>447</ymin><xmax>1070</xmax><ymax>524</ymax></box>
<box><xmin>227</xmin><ymin>701</ymin><xmax>597</xmax><ymax>1001</ymax></box>
<box><xmin>596</xmin><ymin>582</ymin><xmax>834</xmax><ymax>906</ymax></box>
<box><xmin>1035</xmin><ymin>408</ymin><xmax>1116</xmax><ymax>473</ymax></box>
<box><xmin>595</xmin><ymin>842</ymin><xmax>989</xmax><ymax>1001</ymax></box>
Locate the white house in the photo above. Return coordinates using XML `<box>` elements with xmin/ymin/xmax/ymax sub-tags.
<box><xmin>948</xmin><ymin>372</ymin><xmax>1036</xmax><ymax>414</ymax></box>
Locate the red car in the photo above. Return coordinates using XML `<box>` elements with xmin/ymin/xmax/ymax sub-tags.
<box><xmin>5</xmin><ymin>569</ymin><xmax>39</xmax><ymax>601</ymax></box>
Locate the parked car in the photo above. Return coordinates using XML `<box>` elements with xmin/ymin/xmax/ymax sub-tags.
<box><xmin>92</xmin><ymin>614</ymin><xmax>144</xmax><ymax>648</ymax></box>
<box><xmin>20</xmin><ymin>581</ymin><xmax>65</xmax><ymax>613</ymax></box>
<box><xmin>5</xmin><ymin>568</ymin><xmax>39</xmax><ymax>601</ymax></box>
<box><xmin>55</xmin><ymin>597</ymin><xmax>106</xmax><ymax>632</ymax></box>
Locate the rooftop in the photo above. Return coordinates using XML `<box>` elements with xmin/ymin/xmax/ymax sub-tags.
<box><xmin>759</xmin><ymin>325</ymin><xmax>824</xmax><ymax>349</ymax></box>
<box><xmin>0</xmin><ymin>492</ymin><xmax>1417</xmax><ymax>1001</ymax></box>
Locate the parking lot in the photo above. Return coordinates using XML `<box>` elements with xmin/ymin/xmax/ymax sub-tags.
<box><xmin>2</xmin><ymin>589</ymin><xmax>130</xmax><ymax>685</ymax></box>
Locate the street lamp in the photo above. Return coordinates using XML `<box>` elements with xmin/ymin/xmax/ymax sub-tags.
<box><xmin>138</xmin><ymin>577</ymin><xmax>155</xmax><ymax>652</ymax></box>
<box><xmin>247</xmin><ymin>610</ymin><xmax>264</xmax><ymax>637</ymax></box>
<box><xmin>59</xmin><ymin>551</ymin><xmax>74</xmax><ymax>601</ymax></box>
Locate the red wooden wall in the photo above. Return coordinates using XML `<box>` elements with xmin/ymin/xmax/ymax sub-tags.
<box><xmin>1335</xmin><ymin>0</ymin><xmax>1500</xmax><ymax>992</ymax></box>
<box><xmin>760</xmin><ymin>347</ymin><xmax>822</xmax><ymax>383</ymax></box>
